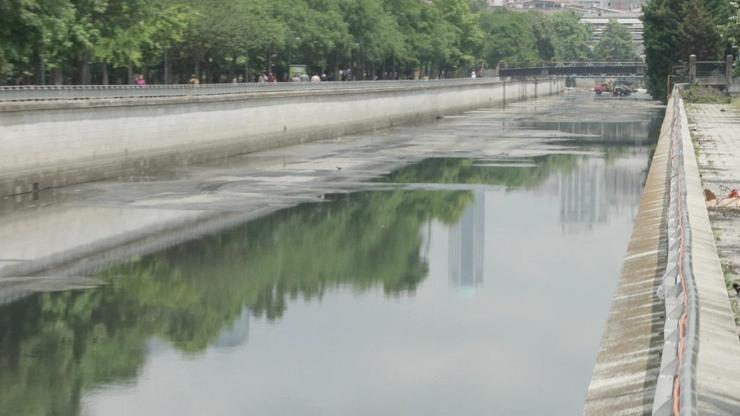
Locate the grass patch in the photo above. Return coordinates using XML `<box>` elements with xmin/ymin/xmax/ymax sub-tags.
<box><xmin>682</xmin><ymin>85</ymin><xmax>731</xmax><ymax>103</ymax></box>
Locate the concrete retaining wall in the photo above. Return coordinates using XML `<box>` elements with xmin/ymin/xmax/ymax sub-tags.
<box><xmin>584</xmin><ymin>89</ymin><xmax>740</xmax><ymax>415</ymax></box>
<box><xmin>0</xmin><ymin>78</ymin><xmax>563</xmax><ymax>196</ymax></box>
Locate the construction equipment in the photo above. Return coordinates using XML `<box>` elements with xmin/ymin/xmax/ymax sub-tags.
<box><xmin>594</xmin><ymin>79</ymin><xmax>633</xmax><ymax>96</ymax></box>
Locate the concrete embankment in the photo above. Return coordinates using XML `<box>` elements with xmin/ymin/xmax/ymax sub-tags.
<box><xmin>0</xmin><ymin>78</ymin><xmax>562</xmax><ymax>197</ymax></box>
<box><xmin>584</xmin><ymin>91</ymin><xmax>740</xmax><ymax>415</ymax></box>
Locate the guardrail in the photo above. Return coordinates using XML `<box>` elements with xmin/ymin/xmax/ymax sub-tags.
<box><xmin>499</xmin><ymin>62</ymin><xmax>646</xmax><ymax>78</ymax></box>
<box><xmin>0</xmin><ymin>78</ymin><xmax>503</xmax><ymax>102</ymax></box>
<box><xmin>652</xmin><ymin>86</ymin><xmax>699</xmax><ymax>416</ymax></box>
<box><xmin>502</xmin><ymin>61</ymin><xmax>645</xmax><ymax>68</ymax></box>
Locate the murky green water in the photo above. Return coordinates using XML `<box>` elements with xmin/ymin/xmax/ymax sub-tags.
<box><xmin>0</xmin><ymin>101</ymin><xmax>664</xmax><ymax>416</ymax></box>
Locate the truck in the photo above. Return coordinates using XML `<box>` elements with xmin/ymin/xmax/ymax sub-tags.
<box><xmin>594</xmin><ymin>79</ymin><xmax>633</xmax><ymax>96</ymax></box>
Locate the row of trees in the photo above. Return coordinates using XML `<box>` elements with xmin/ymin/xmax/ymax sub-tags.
<box><xmin>0</xmin><ymin>1</ymin><xmax>635</xmax><ymax>85</ymax></box>
<box><xmin>642</xmin><ymin>0</ymin><xmax>738</xmax><ymax>100</ymax></box>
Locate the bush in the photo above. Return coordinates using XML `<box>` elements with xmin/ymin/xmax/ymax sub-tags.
<box><xmin>681</xmin><ymin>85</ymin><xmax>730</xmax><ymax>103</ymax></box>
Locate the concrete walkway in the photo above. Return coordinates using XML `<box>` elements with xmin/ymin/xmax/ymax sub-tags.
<box><xmin>686</xmin><ymin>104</ymin><xmax>740</xmax><ymax>335</ymax></box>
<box><xmin>679</xmin><ymin>101</ymin><xmax>740</xmax><ymax>415</ymax></box>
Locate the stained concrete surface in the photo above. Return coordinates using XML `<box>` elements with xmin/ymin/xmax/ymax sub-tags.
<box><xmin>583</xmin><ymin>99</ymin><xmax>670</xmax><ymax>416</ymax></box>
<box><xmin>0</xmin><ymin>93</ymin><xmax>663</xmax><ymax>288</ymax></box>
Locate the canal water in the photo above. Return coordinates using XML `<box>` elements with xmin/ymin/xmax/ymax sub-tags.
<box><xmin>0</xmin><ymin>96</ymin><xmax>664</xmax><ymax>416</ymax></box>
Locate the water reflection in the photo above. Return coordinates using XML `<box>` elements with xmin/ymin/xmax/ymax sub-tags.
<box><xmin>0</xmin><ymin>113</ymin><xmax>663</xmax><ymax>415</ymax></box>
<box><xmin>0</xmin><ymin>189</ymin><xmax>473</xmax><ymax>416</ymax></box>
<box><xmin>549</xmin><ymin>153</ymin><xmax>651</xmax><ymax>234</ymax></box>
<box><xmin>380</xmin><ymin>155</ymin><xmax>581</xmax><ymax>189</ymax></box>
<box><xmin>517</xmin><ymin>119</ymin><xmax>662</xmax><ymax>144</ymax></box>
<box><xmin>449</xmin><ymin>189</ymin><xmax>485</xmax><ymax>290</ymax></box>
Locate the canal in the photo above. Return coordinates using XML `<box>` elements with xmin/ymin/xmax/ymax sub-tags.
<box><xmin>0</xmin><ymin>95</ymin><xmax>664</xmax><ymax>416</ymax></box>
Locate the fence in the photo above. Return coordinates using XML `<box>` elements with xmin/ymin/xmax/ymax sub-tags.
<box><xmin>688</xmin><ymin>54</ymin><xmax>733</xmax><ymax>87</ymax></box>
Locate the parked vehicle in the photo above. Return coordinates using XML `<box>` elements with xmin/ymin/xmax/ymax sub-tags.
<box><xmin>594</xmin><ymin>79</ymin><xmax>633</xmax><ymax>96</ymax></box>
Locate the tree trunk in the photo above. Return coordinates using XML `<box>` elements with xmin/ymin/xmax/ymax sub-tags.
<box><xmin>127</xmin><ymin>60</ymin><xmax>134</xmax><ymax>84</ymax></box>
<box><xmin>79</xmin><ymin>54</ymin><xmax>91</xmax><ymax>85</ymax></box>
<box><xmin>101</xmin><ymin>63</ymin><xmax>109</xmax><ymax>85</ymax></box>
<box><xmin>203</xmin><ymin>52</ymin><xmax>210</xmax><ymax>83</ymax></box>
<box><xmin>164</xmin><ymin>50</ymin><xmax>171</xmax><ymax>84</ymax></box>
<box><xmin>245</xmin><ymin>55</ymin><xmax>249</xmax><ymax>82</ymax></box>
<box><xmin>333</xmin><ymin>50</ymin><xmax>339</xmax><ymax>81</ymax></box>
<box><xmin>34</xmin><ymin>45</ymin><xmax>45</xmax><ymax>85</ymax></box>
<box><xmin>51</xmin><ymin>68</ymin><xmax>63</xmax><ymax>85</ymax></box>
<box><xmin>267</xmin><ymin>46</ymin><xmax>273</xmax><ymax>73</ymax></box>
<box><xmin>228</xmin><ymin>56</ymin><xmax>236</xmax><ymax>82</ymax></box>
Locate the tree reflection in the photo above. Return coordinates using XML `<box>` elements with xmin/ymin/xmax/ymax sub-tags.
<box><xmin>0</xmin><ymin>190</ymin><xmax>472</xmax><ymax>415</ymax></box>
<box><xmin>0</xmin><ymin>156</ymin><xmax>585</xmax><ymax>415</ymax></box>
<box><xmin>381</xmin><ymin>155</ymin><xmax>580</xmax><ymax>188</ymax></box>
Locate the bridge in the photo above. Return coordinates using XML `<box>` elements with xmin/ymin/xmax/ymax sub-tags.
<box><xmin>500</xmin><ymin>61</ymin><xmax>646</xmax><ymax>77</ymax></box>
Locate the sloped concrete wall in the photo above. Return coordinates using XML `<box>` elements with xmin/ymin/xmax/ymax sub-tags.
<box><xmin>0</xmin><ymin>78</ymin><xmax>563</xmax><ymax>196</ymax></box>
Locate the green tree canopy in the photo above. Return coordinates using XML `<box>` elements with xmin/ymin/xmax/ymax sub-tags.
<box><xmin>479</xmin><ymin>10</ymin><xmax>540</xmax><ymax>67</ymax></box>
<box><xmin>643</xmin><ymin>0</ymin><xmax>730</xmax><ymax>100</ymax></box>
<box><xmin>1</xmin><ymin>1</ymin><xmax>598</xmax><ymax>85</ymax></box>
<box><xmin>593</xmin><ymin>20</ymin><xmax>638</xmax><ymax>61</ymax></box>
<box><xmin>550</xmin><ymin>11</ymin><xmax>592</xmax><ymax>61</ymax></box>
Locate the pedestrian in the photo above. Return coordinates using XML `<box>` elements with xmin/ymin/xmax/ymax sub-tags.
<box><xmin>267</xmin><ymin>72</ymin><xmax>277</xmax><ymax>84</ymax></box>
<box><xmin>189</xmin><ymin>74</ymin><xmax>200</xmax><ymax>85</ymax></box>
<box><xmin>135</xmin><ymin>74</ymin><xmax>147</xmax><ymax>86</ymax></box>
<box><xmin>470</xmin><ymin>70</ymin><xmax>477</xmax><ymax>79</ymax></box>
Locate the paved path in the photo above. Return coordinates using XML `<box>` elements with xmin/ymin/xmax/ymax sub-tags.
<box><xmin>686</xmin><ymin>104</ymin><xmax>740</xmax><ymax>331</ymax></box>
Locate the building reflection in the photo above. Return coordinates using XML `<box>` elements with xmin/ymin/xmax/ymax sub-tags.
<box><xmin>448</xmin><ymin>189</ymin><xmax>485</xmax><ymax>289</ymax></box>
<box><xmin>214</xmin><ymin>309</ymin><xmax>250</xmax><ymax>349</ymax></box>
<box><xmin>550</xmin><ymin>155</ymin><xmax>647</xmax><ymax>234</ymax></box>
<box><xmin>518</xmin><ymin>119</ymin><xmax>661</xmax><ymax>145</ymax></box>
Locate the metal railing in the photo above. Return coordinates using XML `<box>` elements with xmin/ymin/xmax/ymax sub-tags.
<box><xmin>688</xmin><ymin>54</ymin><xmax>733</xmax><ymax>86</ymax></box>
<box><xmin>501</xmin><ymin>61</ymin><xmax>645</xmax><ymax>68</ymax></box>
<box><xmin>652</xmin><ymin>86</ymin><xmax>699</xmax><ymax>416</ymax></box>
<box><xmin>0</xmin><ymin>78</ymin><xmax>503</xmax><ymax>102</ymax></box>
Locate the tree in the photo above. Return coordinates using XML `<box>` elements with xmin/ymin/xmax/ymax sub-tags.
<box><xmin>433</xmin><ymin>0</ymin><xmax>484</xmax><ymax>74</ymax></box>
<box><xmin>643</xmin><ymin>0</ymin><xmax>681</xmax><ymax>101</ymax></box>
<box><xmin>593</xmin><ymin>20</ymin><xmax>637</xmax><ymax>61</ymax></box>
<box><xmin>530</xmin><ymin>12</ymin><xmax>556</xmax><ymax>62</ymax></box>
<box><xmin>94</xmin><ymin>1</ymin><xmax>195</xmax><ymax>84</ymax></box>
<box><xmin>479</xmin><ymin>10</ymin><xmax>539</xmax><ymax>67</ymax></box>
<box><xmin>0</xmin><ymin>0</ymin><xmax>599</xmax><ymax>84</ymax></box>
<box><xmin>643</xmin><ymin>0</ymin><xmax>728</xmax><ymax>101</ymax></box>
<box><xmin>721</xmin><ymin>0</ymin><xmax>740</xmax><ymax>47</ymax></box>
<box><xmin>678</xmin><ymin>0</ymin><xmax>724</xmax><ymax>60</ymax></box>
<box><xmin>550</xmin><ymin>11</ymin><xmax>592</xmax><ymax>61</ymax></box>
